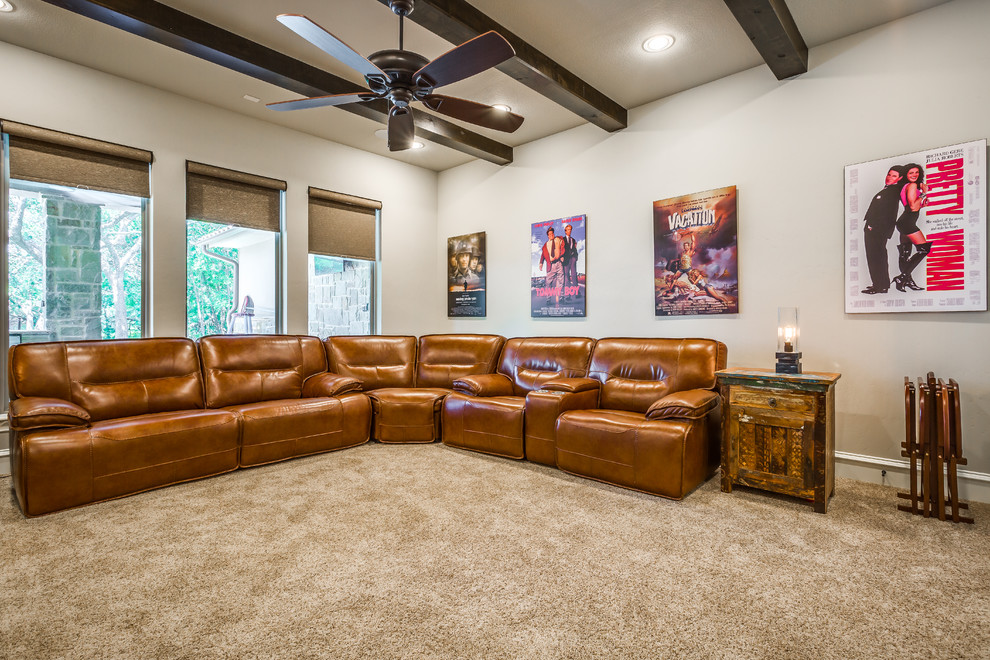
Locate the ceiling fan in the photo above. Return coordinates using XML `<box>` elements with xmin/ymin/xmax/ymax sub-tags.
<box><xmin>267</xmin><ymin>0</ymin><xmax>525</xmax><ymax>152</ymax></box>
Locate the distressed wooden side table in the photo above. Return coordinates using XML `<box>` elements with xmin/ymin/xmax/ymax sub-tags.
<box><xmin>717</xmin><ymin>368</ymin><xmax>840</xmax><ymax>513</ymax></box>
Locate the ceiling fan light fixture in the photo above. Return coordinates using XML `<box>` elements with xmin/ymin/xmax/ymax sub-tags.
<box><xmin>491</xmin><ymin>104</ymin><xmax>512</xmax><ymax>113</ymax></box>
<box><xmin>642</xmin><ymin>34</ymin><xmax>675</xmax><ymax>53</ymax></box>
<box><xmin>374</xmin><ymin>129</ymin><xmax>424</xmax><ymax>149</ymax></box>
<box><xmin>0</xmin><ymin>1</ymin><xmax>15</xmax><ymax>13</ymax></box>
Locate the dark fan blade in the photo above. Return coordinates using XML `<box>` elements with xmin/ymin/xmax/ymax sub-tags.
<box><xmin>387</xmin><ymin>107</ymin><xmax>415</xmax><ymax>151</ymax></box>
<box><xmin>423</xmin><ymin>95</ymin><xmax>524</xmax><ymax>133</ymax></box>
<box><xmin>413</xmin><ymin>31</ymin><xmax>515</xmax><ymax>89</ymax></box>
<box><xmin>267</xmin><ymin>92</ymin><xmax>378</xmax><ymax>112</ymax></box>
<box><xmin>277</xmin><ymin>14</ymin><xmax>386</xmax><ymax>82</ymax></box>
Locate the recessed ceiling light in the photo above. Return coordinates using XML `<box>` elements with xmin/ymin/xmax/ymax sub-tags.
<box><xmin>642</xmin><ymin>34</ymin><xmax>675</xmax><ymax>53</ymax></box>
<box><xmin>491</xmin><ymin>104</ymin><xmax>512</xmax><ymax>113</ymax></box>
<box><xmin>0</xmin><ymin>1</ymin><xmax>15</xmax><ymax>13</ymax></box>
<box><xmin>410</xmin><ymin>141</ymin><xmax>424</xmax><ymax>149</ymax></box>
<box><xmin>243</xmin><ymin>94</ymin><xmax>260</xmax><ymax>103</ymax></box>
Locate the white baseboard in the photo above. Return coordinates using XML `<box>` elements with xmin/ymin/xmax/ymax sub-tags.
<box><xmin>0</xmin><ymin>447</ymin><xmax>8</xmax><ymax>478</ymax></box>
<box><xmin>836</xmin><ymin>450</ymin><xmax>990</xmax><ymax>505</ymax></box>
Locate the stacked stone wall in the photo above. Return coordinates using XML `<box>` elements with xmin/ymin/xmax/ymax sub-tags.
<box><xmin>44</xmin><ymin>196</ymin><xmax>102</xmax><ymax>341</ymax></box>
<box><xmin>308</xmin><ymin>260</ymin><xmax>371</xmax><ymax>336</ymax></box>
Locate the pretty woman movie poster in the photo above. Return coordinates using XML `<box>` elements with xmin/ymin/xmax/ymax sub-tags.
<box><xmin>447</xmin><ymin>231</ymin><xmax>486</xmax><ymax>317</ymax></box>
<box><xmin>531</xmin><ymin>215</ymin><xmax>586</xmax><ymax>318</ymax></box>
<box><xmin>653</xmin><ymin>186</ymin><xmax>739</xmax><ymax>316</ymax></box>
<box><xmin>844</xmin><ymin>139</ymin><xmax>986</xmax><ymax>313</ymax></box>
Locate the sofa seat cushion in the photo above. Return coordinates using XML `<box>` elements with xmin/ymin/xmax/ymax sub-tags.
<box><xmin>367</xmin><ymin>388</ymin><xmax>451</xmax><ymax>444</ymax></box>
<box><xmin>555</xmin><ymin>409</ymin><xmax>710</xmax><ymax>500</ymax></box>
<box><xmin>90</xmin><ymin>409</ymin><xmax>241</xmax><ymax>496</ymax></box>
<box><xmin>441</xmin><ymin>393</ymin><xmax>526</xmax><ymax>459</ymax></box>
<box><xmin>229</xmin><ymin>394</ymin><xmax>371</xmax><ymax>467</ymax></box>
<box><xmin>15</xmin><ymin>409</ymin><xmax>240</xmax><ymax>517</ymax></box>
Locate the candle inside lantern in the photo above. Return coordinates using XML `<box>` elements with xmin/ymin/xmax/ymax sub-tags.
<box><xmin>776</xmin><ymin>307</ymin><xmax>802</xmax><ymax>374</ymax></box>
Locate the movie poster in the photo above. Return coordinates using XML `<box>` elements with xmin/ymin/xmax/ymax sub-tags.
<box><xmin>531</xmin><ymin>215</ymin><xmax>586</xmax><ymax>318</ymax></box>
<box><xmin>653</xmin><ymin>186</ymin><xmax>738</xmax><ymax>316</ymax></box>
<box><xmin>447</xmin><ymin>231</ymin><xmax>486</xmax><ymax>317</ymax></box>
<box><xmin>845</xmin><ymin>140</ymin><xmax>986</xmax><ymax>313</ymax></box>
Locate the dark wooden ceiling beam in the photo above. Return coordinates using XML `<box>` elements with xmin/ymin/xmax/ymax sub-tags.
<box><xmin>722</xmin><ymin>0</ymin><xmax>808</xmax><ymax>80</ymax></box>
<box><xmin>379</xmin><ymin>0</ymin><xmax>627</xmax><ymax>132</ymax></box>
<box><xmin>40</xmin><ymin>0</ymin><xmax>513</xmax><ymax>164</ymax></box>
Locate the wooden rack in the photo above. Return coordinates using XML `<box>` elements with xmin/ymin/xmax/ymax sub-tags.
<box><xmin>898</xmin><ymin>373</ymin><xmax>973</xmax><ymax>523</ymax></box>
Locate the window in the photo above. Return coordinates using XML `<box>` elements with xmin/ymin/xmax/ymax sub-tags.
<box><xmin>2</xmin><ymin>120</ymin><xmax>151</xmax><ymax>416</ymax></box>
<box><xmin>185</xmin><ymin>162</ymin><xmax>284</xmax><ymax>340</ymax></box>
<box><xmin>307</xmin><ymin>187</ymin><xmax>380</xmax><ymax>337</ymax></box>
<box><xmin>9</xmin><ymin>184</ymin><xmax>145</xmax><ymax>342</ymax></box>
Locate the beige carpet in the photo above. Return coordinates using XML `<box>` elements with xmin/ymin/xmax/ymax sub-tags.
<box><xmin>1</xmin><ymin>442</ymin><xmax>988</xmax><ymax>660</ymax></box>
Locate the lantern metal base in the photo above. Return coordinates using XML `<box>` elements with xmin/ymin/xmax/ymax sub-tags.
<box><xmin>775</xmin><ymin>351</ymin><xmax>803</xmax><ymax>374</ymax></box>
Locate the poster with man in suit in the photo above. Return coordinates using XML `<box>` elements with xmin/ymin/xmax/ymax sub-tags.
<box><xmin>531</xmin><ymin>215</ymin><xmax>586</xmax><ymax>317</ymax></box>
<box><xmin>844</xmin><ymin>139</ymin><xmax>986</xmax><ymax>313</ymax></box>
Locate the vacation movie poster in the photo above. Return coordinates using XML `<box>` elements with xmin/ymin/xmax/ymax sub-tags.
<box><xmin>844</xmin><ymin>139</ymin><xmax>986</xmax><ymax>313</ymax></box>
<box><xmin>653</xmin><ymin>186</ymin><xmax>738</xmax><ymax>316</ymax></box>
<box><xmin>447</xmin><ymin>231</ymin><xmax>486</xmax><ymax>317</ymax></box>
<box><xmin>531</xmin><ymin>215</ymin><xmax>586</xmax><ymax>318</ymax></box>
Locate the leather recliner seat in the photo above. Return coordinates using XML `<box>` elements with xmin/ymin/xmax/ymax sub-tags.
<box><xmin>8</xmin><ymin>338</ymin><xmax>241</xmax><ymax>516</ymax></box>
<box><xmin>199</xmin><ymin>334</ymin><xmax>371</xmax><ymax>466</ymax></box>
<box><xmin>552</xmin><ymin>337</ymin><xmax>728</xmax><ymax>499</ymax></box>
<box><xmin>441</xmin><ymin>337</ymin><xmax>596</xmax><ymax>459</ymax></box>
<box><xmin>324</xmin><ymin>334</ymin><xmax>504</xmax><ymax>443</ymax></box>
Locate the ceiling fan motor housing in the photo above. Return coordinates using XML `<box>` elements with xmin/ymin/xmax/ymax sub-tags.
<box><xmin>389</xmin><ymin>0</ymin><xmax>414</xmax><ymax>17</ymax></box>
<box><xmin>368</xmin><ymin>49</ymin><xmax>433</xmax><ymax>107</ymax></box>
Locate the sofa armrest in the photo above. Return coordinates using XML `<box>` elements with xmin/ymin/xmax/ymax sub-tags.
<box><xmin>540</xmin><ymin>377</ymin><xmax>601</xmax><ymax>394</ymax></box>
<box><xmin>646</xmin><ymin>389</ymin><xmax>720</xmax><ymax>420</ymax></box>
<box><xmin>452</xmin><ymin>373</ymin><xmax>514</xmax><ymax>397</ymax></box>
<box><xmin>9</xmin><ymin>397</ymin><xmax>90</xmax><ymax>431</ymax></box>
<box><xmin>302</xmin><ymin>373</ymin><xmax>364</xmax><ymax>397</ymax></box>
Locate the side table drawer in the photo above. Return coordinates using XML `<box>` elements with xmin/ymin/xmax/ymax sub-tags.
<box><xmin>730</xmin><ymin>386</ymin><xmax>814</xmax><ymax>415</ymax></box>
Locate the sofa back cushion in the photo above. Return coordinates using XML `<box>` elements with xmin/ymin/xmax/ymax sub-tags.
<box><xmin>589</xmin><ymin>338</ymin><xmax>728</xmax><ymax>413</ymax></box>
<box><xmin>416</xmin><ymin>334</ymin><xmax>505</xmax><ymax>388</ymax></box>
<box><xmin>498</xmin><ymin>337</ymin><xmax>595</xmax><ymax>396</ymax></box>
<box><xmin>199</xmin><ymin>335</ymin><xmax>327</xmax><ymax>408</ymax></box>
<box><xmin>324</xmin><ymin>335</ymin><xmax>416</xmax><ymax>391</ymax></box>
<box><xmin>8</xmin><ymin>338</ymin><xmax>205</xmax><ymax>422</ymax></box>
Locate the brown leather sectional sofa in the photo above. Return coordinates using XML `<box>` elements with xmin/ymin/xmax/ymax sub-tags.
<box><xmin>7</xmin><ymin>333</ymin><xmax>726</xmax><ymax>516</ymax></box>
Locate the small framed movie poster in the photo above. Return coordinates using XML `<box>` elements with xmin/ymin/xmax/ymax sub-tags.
<box><xmin>447</xmin><ymin>231</ymin><xmax>486</xmax><ymax>317</ymax></box>
<box><xmin>531</xmin><ymin>215</ymin><xmax>586</xmax><ymax>318</ymax></box>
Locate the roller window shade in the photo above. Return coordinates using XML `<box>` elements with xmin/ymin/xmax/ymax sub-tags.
<box><xmin>186</xmin><ymin>161</ymin><xmax>286</xmax><ymax>232</ymax></box>
<box><xmin>308</xmin><ymin>187</ymin><xmax>380</xmax><ymax>261</ymax></box>
<box><xmin>2</xmin><ymin>120</ymin><xmax>152</xmax><ymax>198</ymax></box>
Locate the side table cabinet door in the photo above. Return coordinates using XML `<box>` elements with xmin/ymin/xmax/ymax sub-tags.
<box><xmin>729</xmin><ymin>407</ymin><xmax>815</xmax><ymax>499</ymax></box>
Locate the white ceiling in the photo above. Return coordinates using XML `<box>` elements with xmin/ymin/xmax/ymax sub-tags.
<box><xmin>0</xmin><ymin>0</ymin><xmax>952</xmax><ymax>171</ymax></box>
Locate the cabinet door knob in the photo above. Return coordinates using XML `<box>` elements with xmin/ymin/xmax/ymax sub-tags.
<box><xmin>768</xmin><ymin>397</ymin><xmax>777</xmax><ymax>407</ymax></box>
